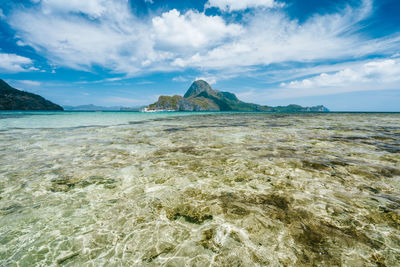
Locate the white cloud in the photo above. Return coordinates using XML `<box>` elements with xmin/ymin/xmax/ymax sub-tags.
<box><xmin>205</xmin><ymin>0</ymin><xmax>280</xmax><ymax>12</ymax></box>
<box><xmin>19</xmin><ymin>80</ymin><xmax>41</xmax><ymax>86</ymax></box>
<box><xmin>105</xmin><ymin>77</ymin><xmax>124</xmax><ymax>82</ymax></box>
<box><xmin>231</xmin><ymin>58</ymin><xmax>400</xmax><ymax>103</ymax></box>
<box><xmin>274</xmin><ymin>58</ymin><xmax>400</xmax><ymax>98</ymax></box>
<box><xmin>8</xmin><ymin>1</ymin><xmax>243</xmax><ymax>75</ymax></box>
<box><xmin>136</xmin><ymin>80</ymin><xmax>153</xmax><ymax>85</ymax></box>
<box><xmin>9</xmin><ymin>0</ymin><xmax>154</xmax><ymax>74</ymax></box>
<box><xmin>174</xmin><ymin>0</ymin><xmax>381</xmax><ymax>69</ymax></box>
<box><xmin>236</xmin><ymin>88</ymin><xmax>256</xmax><ymax>98</ymax></box>
<box><xmin>40</xmin><ymin>0</ymin><xmax>108</xmax><ymax>18</ymax></box>
<box><xmin>287</xmin><ymin>59</ymin><xmax>400</xmax><ymax>88</ymax></box>
<box><xmin>0</xmin><ymin>8</ymin><xmax>5</xmax><ymax>19</ymax></box>
<box><xmin>0</xmin><ymin>53</ymin><xmax>36</xmax><ymax>73</ymax></box>
<box><xmin>105</xmin><ymin>96</ymin><xmax>142</xmax><ymax>105</ymax></box>
<box><xmin>6</xmin><ymin>0</ymin><xmax>400</xmax><ymax>80</ymax></box>
<box><xmin>152</xmin><ymin>9</ymin><xmax>241</xmax><ymax>49</ymax></box>
<box><xmin>195</xmin><ymin>76</ymin><xmax>217</xmax><ymax>85</ymax></box>
<box><xmin>172</xmin><ymin>76</ymin><xmax>189</xmax><ymax>82</ymax></box>
<box><xmin>16</xmin><ymin>40</ymin><xmax>28</xmax><ymax>46</ymax></box>
<box><xmin>173</xmin><ymin>69</ymin><xmax>241</xmax><ymax>84</ymax></box>
<box><xmin>249</xmin><ymin>60</ymin><xmax>380</xmax><ymax>85</ymax></box>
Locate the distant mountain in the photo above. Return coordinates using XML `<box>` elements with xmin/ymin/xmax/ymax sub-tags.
<box><xmin>64</xmin><ymin>104</ymin><xmax>122</xmax><ymax>111</ymax></box>
<box><xmin>119</xmin><ymin>106</ymin><xmax>146</xmax><ymax>111</ymax></box>
<box><xmin>64</xmin><ymin>104</ymin><xmax>145</xmax><ymax>111</ymax></box>
<box><xmin>0</xmin><ymin>79</ymin><xmax>63</xmax><ymax>111</ymax></box>
<box><xmin>146</xmin><ymin>80</ymin><xmax>329</xmax><ymax>112</ymax></box>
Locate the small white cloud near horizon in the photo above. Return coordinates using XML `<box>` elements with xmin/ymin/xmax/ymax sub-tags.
<box><xmin>0</xmin><ymin>53</ymin><xmax>37</xmax><ymax>73</ymax></box>
<box><xmin>231</xmin><ymin>57</ymin><xmax>400</xmax><ymax>104</ymax></box>
<box><xmin>195</xmin><ymin>76</ymin><xmax>218</xmax><ymax>85</ymax></box>
<box><xmin>18</xmin><ymin>80</ymin><xmax>41</xmax><ymax>86</ymax></box>
<box><xmin>272</xmin><ymin>58</ymin><xmax>400</xmax><ymax>98</ymax></box>
<box><xmin>136</xmin><ymin>80</ymin><xmax>154</xmax><ymax>85</ymax></box>
<box><xmin>285</xmin><ymin>59</ymin><xmax>400</xmax><ymax>88</ymax></box>
<box><xmin>172</xmin><ymin>76</ymin><xmax>189</xmax><ymax>82</ymax></box>
<box><xmin>205</xmin><ymin>0</ymin><xmax>281</xmax><ymax>12</ymax></box>
<box><xmin>105</xmin><ymin>96</ymin><xmax>143</xmax><ymax>105</ymax></box>
<box><xmin>105</xmin><ymin>77</ymin><xmax>125</xmax><ymax>82</ymax></box>
<box><xmin>16</xmin><ymin>40</ymin><xmax>28</xmax><ymax>46</ymax></box>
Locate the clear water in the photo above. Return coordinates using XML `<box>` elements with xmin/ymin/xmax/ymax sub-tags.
<box><xmin>0</xmin><ymin>111</ymin><xmax>199</xmax><ymax>129</ymax></box>
<box><xmin>0</xmin><ymin>112</ymin><xmax>399</xmax><ymax>266</ymax></box>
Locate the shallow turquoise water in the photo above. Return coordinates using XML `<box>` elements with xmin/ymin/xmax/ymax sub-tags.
<box><xmin>0</xmin><ymin>112</ymin><xmax>399</xmax><ymax>266</ymax></box>
<box><xmin>0</xmin><ymin>111</ymin><xmax>200</xmax><ymax>129</ymax></box>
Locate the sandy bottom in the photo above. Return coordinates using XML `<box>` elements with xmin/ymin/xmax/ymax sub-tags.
<box><xmin>0</xmin><ymin>113</ymin><xmax>399</xmax><ymax>266</ymax></box>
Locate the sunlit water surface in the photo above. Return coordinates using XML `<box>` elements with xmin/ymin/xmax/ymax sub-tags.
<box><xmin>0</xmin><ymin>112</ymin><xmax>399</xmax><ymax>266</ymax></box>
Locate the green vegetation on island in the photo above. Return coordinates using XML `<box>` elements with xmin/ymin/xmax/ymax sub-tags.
<box><xmin>147</xmin><ymin>80</ymin><xmax>329</xmax><ymax>112</ymax></box>
<box><xmin>0</xmin><ymin>79</ymin><xmax>63</xmax><ymax>111</ymax></box>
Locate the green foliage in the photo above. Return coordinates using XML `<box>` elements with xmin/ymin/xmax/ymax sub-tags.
<box><xmin>0</xmin><ymin>79</ymin><xmax>63</xmax><ymax>111</ymax></box>
<box><xmin>147</xmin><ymin>80</ymin><xmax>329</xmax><ymax>112</ymax></box>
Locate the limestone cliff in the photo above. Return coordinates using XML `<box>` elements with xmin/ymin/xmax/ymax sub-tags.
<box><xmin>147</xmin><ymin>80</ymin><xmax>329</xmax><ymax>112</ymax></box>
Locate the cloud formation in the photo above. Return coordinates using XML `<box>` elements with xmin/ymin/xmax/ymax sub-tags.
<box><xmin>290</xmin><ymin>59</ymin><xmax>400</xmax><ymax>87</ymax></box>
<box><xmin>40</xmin><ymin>0</ymin><xmax>109</xmax><ymax>18</ymax></box>
<box><xmin>205</xmin><ymin>0</ymin><xmax>280</xmax><ymax>12</ymax></box>
<box><xmin>9</xmin><ymin>0</ymin><xmax>151</xmax><ymax>73</ymax></box>
<box><xmin>0</xmin><ymin>53</ymin><xmax>37</xmax><ymax>73</ymax></box>
<box><xmin>173</xmin><ymin>0</ymin><xmax>379</xmax><ymax>69</ymax></box>
<box><xmin>152</xmin><ymin>9</ymin><xmax>241</xmax><ymax>49</ymax></box>
<box><xmin>19</xmin><ymin>80</ymin><xmax>41</xmax><ymax>86</ymax></box>
<box><xmin>5</xmin><ymin>0</ymin><xmax>400</xmax><ymax>91</ymax></box>
<box><xmin>272</xmin><ymin>58</ymin><xmax>400</xmax><ymax>98</ymax></box>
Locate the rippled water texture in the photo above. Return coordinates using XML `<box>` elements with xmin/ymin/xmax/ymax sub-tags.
<box><xmin>1</xmin><ymin>112</ymin><xmax>399</xmax><ymax>266</ymax></box>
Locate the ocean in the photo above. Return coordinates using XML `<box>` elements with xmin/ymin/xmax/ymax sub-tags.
<box><xmin>0</xmin><ymin>111</ymin><xmax>399</xmax><ymax>266</ymax></box>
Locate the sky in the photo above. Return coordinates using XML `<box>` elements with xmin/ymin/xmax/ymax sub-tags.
<box><xmin>0</xmin><ymin>0</ymin><xmax>399</xmax><ymax>111</ymax></box>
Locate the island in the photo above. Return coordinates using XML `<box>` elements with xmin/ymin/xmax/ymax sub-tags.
<box><xmin>0</xmin><ymin>79</ymin><xmax>63</xmax><ymax>111</ymax></box>
<box><xmin>146</xmin><ymin>80</ymin><xmax>329</xmax><ymax>112</ymax></box>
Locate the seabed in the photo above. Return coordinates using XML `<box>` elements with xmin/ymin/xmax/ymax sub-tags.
<box><xmin>0</xmin><ymin>112</ymin><xmax>399</xmax><ymax>266</ymax></box>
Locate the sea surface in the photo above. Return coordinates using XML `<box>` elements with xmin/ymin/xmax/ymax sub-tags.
<box><xmin>0</xmin><ymin>111</ymin><xmax>399</xmax><ymax>266</ymax></box>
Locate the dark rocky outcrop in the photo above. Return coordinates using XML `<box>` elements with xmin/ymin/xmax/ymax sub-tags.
<box><xmin>183</xmin><ymin>80</ymin><xmax>215</xmax><ymax>98</ymax></box>
<box><xmin>0</xmin><ymin>79</ymin><xmax>63</xmax><ymax>110</ymax></box>
<box><xmin>147</xmin><ymin>80</ymin><xmax>329</xmax><ymax>112</ymax></box>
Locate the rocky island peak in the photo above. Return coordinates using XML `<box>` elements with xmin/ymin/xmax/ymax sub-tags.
<box><xmin>146</xmin><ymin>80</ymin><xmax>329</xmax><ymax>112</ymax></box>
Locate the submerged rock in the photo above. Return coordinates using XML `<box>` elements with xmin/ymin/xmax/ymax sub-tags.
<box><xmin>79</xmin><ymin>176</ymin><xmax>116</xmax><ymax>187</ymax></box>
<box><xmin>50</xmin><ymin>175</ymin><xmax>117</xmax><ymax>192</ymax></box>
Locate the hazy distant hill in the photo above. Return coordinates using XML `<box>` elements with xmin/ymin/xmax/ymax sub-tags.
<box><xmin>0</xmin><ymin>79</ymin><xmax>63</xmax><ymax>111</ymax></box>
<box><xmin>147</xmin><ymin>80</ymin><xmax>329</xmax><ymax>112</ymax></box>
<box><xmin>64</xmin><ymin>104</ymin><xmax>144</xmax><ymax>111</ymax></box>
<box><xmin>64</xmin><ymin>104</ymin><xmax>122</xmax><ymax>111</ymax></box>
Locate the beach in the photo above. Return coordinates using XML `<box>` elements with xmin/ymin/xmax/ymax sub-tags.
<box><xmin>0</xmin><ymin>112</ymin><xmax>399</xmax><ymax>266</ymax></box>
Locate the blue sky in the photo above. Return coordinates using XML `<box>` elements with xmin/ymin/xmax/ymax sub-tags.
<box><xmin>0</xmin><ymin>0</ymin><xmax>399</xmax><ymax>111</ymax></box>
